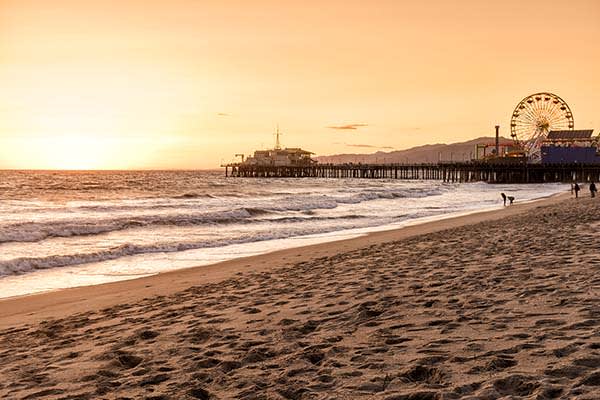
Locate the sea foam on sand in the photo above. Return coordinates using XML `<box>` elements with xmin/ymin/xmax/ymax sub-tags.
<box><xmin>0</xmin><ymin>193</ymin><xmax>599</xmax><ymax>399</ymax></box>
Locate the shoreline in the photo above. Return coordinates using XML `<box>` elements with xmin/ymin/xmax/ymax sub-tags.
<box><xmin>0</xmin><ymin>187</ymin><xmax>561</xmax><ymax>301</ymax></box>
<box><xmin>2</xmin><ymin>190</ymin><xmax>598</xmax><ymax>399</ymax></box>
<box><xmin>0</xmin><ymin>191</ymin><xmax>568</xmax><ymax>329</ymax></box>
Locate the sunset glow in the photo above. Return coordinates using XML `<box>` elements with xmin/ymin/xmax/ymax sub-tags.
<box><xmin>1</xmin><ymin>0</ymin><xmax>599</xmax><ymax>169</ymax></box>
<box><xmin>1</xmin><ymin>3</ymin><xmax>600</xmax><ymax>396</ymax></box>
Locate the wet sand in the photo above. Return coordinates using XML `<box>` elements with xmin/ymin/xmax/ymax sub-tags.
<box><xmin>1</xmin><ymin>192</ymin><xmax>599</xmax><ymax>399</ymax></box>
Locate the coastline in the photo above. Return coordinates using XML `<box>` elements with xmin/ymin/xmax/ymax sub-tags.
<box><xmin>0</xmin><ymin>185</ymin><xmax>563</xmax><ymax>301</ymax></box>
<box><xmin>0</xmin><ymin>191</ymin><xmax>568</xmax><ymax>329</ymax></box>
<box><xmin>2</xmin><ymin>190</ymin><xmax>599</xmax><ymax>399</ymax></box>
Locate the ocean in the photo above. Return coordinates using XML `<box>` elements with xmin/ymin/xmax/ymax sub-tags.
<box><xmin>0</xmin><ymin>170</ymin><xmax>565</xmax><ymax>298</ymax></box>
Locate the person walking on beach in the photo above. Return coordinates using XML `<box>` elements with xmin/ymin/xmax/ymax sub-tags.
<box><xmin>590</xmin><ymin>182</ymin><xmax>597</xmax><ymax>198</ymax></box>
<box><xmin>501</xmin><ymin>192</ymin><xmax>507</xmax><ymax>206</ymax></box>
<box><xmin>574</xmin><ymin>183</ymin><xmax>581</xmax><ymax>198</ymax></box>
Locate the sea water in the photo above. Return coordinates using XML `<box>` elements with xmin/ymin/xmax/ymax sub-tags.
<box><xmin>0</xmin><ymin>170</ymin><xmax>565</xmax><ymax>298</ymax></box>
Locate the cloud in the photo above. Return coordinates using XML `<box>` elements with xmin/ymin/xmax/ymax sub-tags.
<box><xmin>217</xmin><ymin>113</ymin><xmax>231</xmax><ymax>117</ymax></box>
<box><xmin>327</xmin><ymin>123</ymin><xmax>368</xmax><ymax>130</ymax></box>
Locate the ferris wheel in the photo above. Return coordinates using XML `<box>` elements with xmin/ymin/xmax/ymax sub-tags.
<box><xmin>510</xmin><ymin>92</ymin><xmax>574</xmax><ymax>162</ymax></box>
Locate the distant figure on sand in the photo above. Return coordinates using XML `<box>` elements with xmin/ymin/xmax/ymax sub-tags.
<box><xmin>590</xmin><ymin>182</ymin><xmax>597</xmax><ymax>198</ymax></box>
<box><xmin>574</xmin><ymin>183</ymin><xmax>581</xmax><ymax>198</ymax></box>
<box><xmin>501</xmin><ymin>192</ymin><xmax>514</xmax><ymax>206</ymax></box>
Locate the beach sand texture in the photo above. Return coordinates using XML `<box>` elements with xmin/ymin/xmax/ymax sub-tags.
<box><xmin>0</xmin><ymin>195</ymin><xmax>599</xmax><ymax>399</ymax></box>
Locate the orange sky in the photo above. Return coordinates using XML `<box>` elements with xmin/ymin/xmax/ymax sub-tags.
<box><xmin>1</xmin><ymin>0</ymin><xmax>599</xmax><ymax>169</ymax></box>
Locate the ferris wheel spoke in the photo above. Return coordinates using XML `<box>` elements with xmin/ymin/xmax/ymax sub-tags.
<box><xmin>546</xmin><ymin>109</ymin><xmax>561</xmax><ymax>125</ymax></box>
<box><xmin>542</xmin><ymin>95</ymin><xmax>554</xmax><ymax>114</ymax></box>
<box><xmin>512</xmin><ymin>114</ymin><xmax>534</xmax><ymax>132</ymax></box>
<box><xmin>515</xmin><ymin>118</ymin><xmax>535</xmax><ymax>131</ymax></box>
<box><xmin>540</xmin><ymin>101</ymin><xmax>554</xmax><ymax>121</ymax></box>
<box><xmin>546</xmin><ymin>95</ymin><xmax>563</xmax><ymax>119</ymax></box>
<box><xmin>549</xmin><ymin>108</ymin><xmax>570</xmax><ymax>128</ymax></box>
<box><xmin>515</xmin><ymin>114</ymin><xmax>535</xmax><ymax>125</ymax></box>
<box><xmin>536</xmin><ymin>99</ymin><xmax>547</xmax><ymax>116</ymax></box>
<box><xmin>517</xmin><ymin>105</ymin><xmax>535</xmax><ymax>120</ymax></box>
<box><xmin>520</xmin><ymin>102</ymin><xmax>536</xmax><ymax>119</ymax></box>
<box><xmin>513</xmin><ymin>121</ymin><xmax>535</xmax><ymax>137</ymax></box>
<box><xmin>548</xmin><ymin>114</ymin><xmax>567</xmax><ymax>129</ymax></box>
<box><xmin>547</xmin><ymin>100</ymin><xmax>565</xmax><ymax>122</ymax></box>
<box><xmin>515</xmin><ymin>112</ymin><xmax>535</xmax><ymax>130</ymax></box>
<box><xmin>516</xmin><ymin>100</ymin><xmax>533</xmax><ymax>117</ymax></box>
<box><xmin>523</xmin><ymin>103</ymin><xmax>542</xmax><ymax>124</ymax></box>
<box><xmin>546</xmin><ymin>97</ymin><xmax>561</xmax><ymax>117</ymax></box>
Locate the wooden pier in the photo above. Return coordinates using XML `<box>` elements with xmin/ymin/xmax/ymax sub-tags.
<box><xmin>223</xmin><ymin>162</ymin><xmax>600</xmax><ymax>183</ymax></box>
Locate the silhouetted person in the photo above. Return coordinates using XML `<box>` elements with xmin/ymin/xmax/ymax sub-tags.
<box><xmin>501</xmin><ymin>192</ymin><xmax>507</xmax><ymax>206</ymax></box>
<box><xmin>574</xmin><ymin>183</ymin><xmax>581</xmax><ymax>198</ymax></box>
<box><xmin>590</xmin><ymin>182</ymin><xmax>597</xmax><ymax>198</ymax></box>
<box><xmin>507</xmin><ymin>195</ymin><xmax>514</xmax><ymax>205</ymax></box>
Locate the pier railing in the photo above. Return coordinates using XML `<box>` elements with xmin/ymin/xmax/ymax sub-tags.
<box><xmin>222</xmin><ymin>162</ymin><xmax>600</xmax><ymax>183</ymax></box>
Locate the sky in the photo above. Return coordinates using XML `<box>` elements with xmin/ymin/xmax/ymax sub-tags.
<box><xmin>1</xmin><ymin>0</ymin><xmax>599</xmax><ymax>169</ymax></box>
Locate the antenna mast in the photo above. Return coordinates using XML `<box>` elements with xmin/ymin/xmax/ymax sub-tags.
<box><xmin>275</xmin><ymin>124</ymin><xmax>282</xmax><ymax>150</ymax></box>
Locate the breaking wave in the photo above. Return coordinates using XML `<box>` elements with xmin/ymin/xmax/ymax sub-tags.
<box><xmin>0</xmin><ymin>221</ymin><xmax>373</xmax><ymax>276</ymax></box>
<box><xmin>0</xmin><ymin>209</ymin><xmax>258</xmax><ymax>244</ymax></box>
<box><xmin>0</xmin><ymin>188</ymin><xmax>444</xmax><ymax>244</ymax></box>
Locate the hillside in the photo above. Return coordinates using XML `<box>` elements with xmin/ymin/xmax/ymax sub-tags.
<box><xmin>315</xmin><ymin>137</ymin><xmax>514</xmax><ymax>164</ymax></box>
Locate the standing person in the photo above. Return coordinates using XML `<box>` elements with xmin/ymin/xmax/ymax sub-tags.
<box><xmin>574</xmin><ymin>183</ymin><xmax>581</xmax><ymax>198</ymax></box>
<box><xmin>590</xmin><ymin>182</ymin><xmax>597</xmax><ymax>198</ymax></box>
<box><xmin>501</xmin><ymin>192</ymin><xmax>507</xmax><ymax>206</ymax></box>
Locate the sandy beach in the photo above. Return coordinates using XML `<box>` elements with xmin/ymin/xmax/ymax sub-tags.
<box><xmin>1</xmin><ymin>192</ymin><xmax>599</xmax><ymax>399</ymax></box>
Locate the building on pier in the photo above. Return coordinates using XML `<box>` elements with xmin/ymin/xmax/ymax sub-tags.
<box><xmin>238</xmin><ymin>126</ymin><xmax>316</xmax><ymax>167</ymax></box>
<box><xmin>244</xmin><ymin>148</ymin><xmax>315</xmax><ymax>167</ymax></box>
<box><xmin>541</xmin><ymin>130</ymin><xmax>600</xmax><ymax>164</ymax></box>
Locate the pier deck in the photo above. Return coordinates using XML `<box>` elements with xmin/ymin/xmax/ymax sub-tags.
<box><xmin>223</xmin><ymin>162</ymin><xmax>600</xmax><ymax>183</ymax></box>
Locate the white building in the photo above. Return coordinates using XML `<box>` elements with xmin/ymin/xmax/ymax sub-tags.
<box><xmin>242</xmin><ymin>127</ymin><xmax>316</xmax><ymax>166</ymax></box>
<box><xmin>244</xmin><ymin>148</ymin><xmax>315</xmax><ymax>166</ymax></box>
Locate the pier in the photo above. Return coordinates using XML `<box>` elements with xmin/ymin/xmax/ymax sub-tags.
<box><xmin>223</xmin><ymin>162</ymin><xmax>600</xmax><ymax>183</ymax></box>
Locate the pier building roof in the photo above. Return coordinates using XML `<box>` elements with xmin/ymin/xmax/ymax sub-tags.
<box><xmin>547</xmin><ymin>130</ymin><xmax>594</xmax><ymax>140</ymax></box>
<box><xmin>282</xmin><ymin>148</ymin><xmax>314</xmax><ymax>154</ymax></box>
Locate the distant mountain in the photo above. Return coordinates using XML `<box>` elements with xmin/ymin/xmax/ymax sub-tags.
<box><xmin>315</xmin><ymin>137</ymin><xmax>514</xmax><ymax>164</ymax></box>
